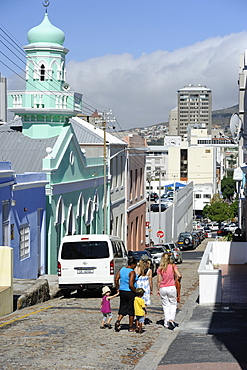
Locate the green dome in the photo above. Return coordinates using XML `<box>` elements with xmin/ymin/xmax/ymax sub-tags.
<box><xmin>27</xmin><ymin>13</ymin><xmax>65</xmax><ymax>45</ymax></box>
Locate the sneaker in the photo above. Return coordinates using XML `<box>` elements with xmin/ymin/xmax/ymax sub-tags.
<box><xmin>100</xmin><ymin>325</ymin><xmax>106</xmax><ymax>329</ymax></box>
<box><xmin>168</xmin><ymin>321</ymin><xmax>175</xmax><ymax>330</ymax></box>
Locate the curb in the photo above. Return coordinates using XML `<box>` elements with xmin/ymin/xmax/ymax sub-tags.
<box><xmin>17</xmin><ymin>279</ymin><xmax>50</xmax><ymax>310</ymax></box>
<box><xmin>15</xmin><ymin>276</ymin><xmax>63</xmax><ymax>310</ymax></box>
<box><xmin>134</xmin><ymin>288</ymin><xmax>199</xmax><ymax>370</ymax></box>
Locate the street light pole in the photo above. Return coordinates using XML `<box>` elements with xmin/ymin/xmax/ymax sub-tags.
<box><xmin>158</xmin><ymin>171</ymin><xmax>162</xmax><ymax>241</ymax></box>
<box><xmin>103</xmin><ymin>118</ymin><xmax>107</xmax><ymax>234</ymax></box>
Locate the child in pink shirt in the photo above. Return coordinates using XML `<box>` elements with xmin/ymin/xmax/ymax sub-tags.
<box><xmin>100</xmin><ymin>286</ymin><xmax>119</xmax><ymax>329</ymax></box>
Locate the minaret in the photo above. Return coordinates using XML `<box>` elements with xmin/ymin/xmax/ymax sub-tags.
<box><xmin>8</xmin><ymin>3</ymin><xmax>82</xmax><ymax>138</ymax></box>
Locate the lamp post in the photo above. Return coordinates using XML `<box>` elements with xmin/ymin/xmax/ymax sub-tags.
<box><xmin>103</xmin><ymin>118</ymin><xmax>107</xmax><ymax>234</ymax></box>
<box><xmin>171</xmin><ymin>175</ymin><xmax>177</xmax><ymax>242</ymax></box>
<box><xmin>147</xmin><ymin>172</ymin><xmax>154</xmax><ymax>245</ymax></box>
<box><xmin>96</xmin><ymin>110</ymin><xmax>116</xmax><ymax>235</ymax></box>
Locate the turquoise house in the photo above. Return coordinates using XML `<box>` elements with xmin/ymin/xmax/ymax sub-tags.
<box><xmin>7</xmin><ymin>8</ymin><xmax>105</xmax><ymax>274</ymax></box>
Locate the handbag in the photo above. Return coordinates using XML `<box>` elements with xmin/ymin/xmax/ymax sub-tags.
<box><xmin>172</xmin><ymin>264</ymin><xmax>181</xmax><ymax>303</ymax></box>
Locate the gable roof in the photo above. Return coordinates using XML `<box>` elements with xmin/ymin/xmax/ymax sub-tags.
<box><xmin>0</xmin><ymin>125</ymin><xmax>58</xmax><ymax>173</ymax></box>
<box><xmin>71</xmin><ymin>117</ymin><xmax>126</xmax><ymax>145</ymax></box>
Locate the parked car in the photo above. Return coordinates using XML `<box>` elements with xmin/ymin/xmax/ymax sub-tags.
<box><xmin>203</xmin><ymin>226</ymin><xmax>212</xmax><ymax>238</ymax></box>
<box><xmin>147</xmin><ymin>192</ymin><xmax>159</xmax><ymax>201</ymax></box>
<box><xmin>177</xmin><ymin>232</ymin><xmax>196</xmax><ymax>250</ymax></box>
<box><xmin>58</xmin><ymin>234</ymin><xmax>128</xmax><ymax>297</ymax></box>
<box><xmin>224</xmin><ymin>223</ymin><xmax>237</xmax><ymax>233</ymax></box>
<box><xmin>191</xmin><ymin>232</ymin><xmax>200</xmax><ymax>247</ymax></box>
<box><xmin>217</xmin><ymin>227</ymin><xmax>231</xmax><ymax>237</ymax></box>
<box><xmin>168</xmin><ymin>243</ymin><xmax>183</xmax><ymax>264</ymax></box>
<box><xmin>149</xmin><ymin>203</ymin><xmax>167</xmax><ymax>212</ymax></box>
<box><xmin>160</xmin><ymin>196</ymin><xmax>173</xmax><ymax>207</ymax></box>
<box><xmin>160</xmin><ymin>243</ymin><xmax>176</xmax><ymax>263</ymax></box>
<box><xmin>208</xmin><ymin>222</ymin><xmax>219</xmax><ymax>231</ymax></box>
<box><xmin>128</xmin><ymin>250</ymin><xmax>157</xmax><ymax>275</ymax></box>
<box><xmin>145</xmin><ymin>245</ymin><xmax>166</xmax><ymax>266</ymax></box>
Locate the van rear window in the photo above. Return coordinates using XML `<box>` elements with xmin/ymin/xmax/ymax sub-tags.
<box><xmin>61</xmin><ymin>241</ymin><xmax>109</xmax><ymax>259</ymax></box>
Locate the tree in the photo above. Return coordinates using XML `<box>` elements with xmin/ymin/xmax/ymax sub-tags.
<box><xmin>221</xmin><ymin>176</ymin><xmax>235</xmax><ymax>200</ymax></box>
<box><xmin>210</xmin><ymin>193</ymin><xmax>222</xmax><ymax>204</ymax></box>
<box><xmin>202</xmin><ymin>201</ymin><xmax>232</xmax><ymax>223</ymax></box>
<box><xmin>230</xmin><ymin>200</ymin><xmax>238</xmax><ymax>219</ymax></box>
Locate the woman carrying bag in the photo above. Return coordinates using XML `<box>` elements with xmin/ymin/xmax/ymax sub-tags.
<box><xmin>157</xmin><ymin>252</ymin><xmax>182</xmax><ymax>330</ymax></box>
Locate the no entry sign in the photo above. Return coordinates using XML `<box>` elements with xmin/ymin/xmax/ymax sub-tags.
<box><xmin>156</xmin><ymin>230</ymin><xmax>164</xmax><ymax>238</ymax></box>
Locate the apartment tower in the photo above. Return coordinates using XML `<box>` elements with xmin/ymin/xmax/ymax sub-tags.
<box><xmin>177</xmin><ymin>84</ymin><xmax>212</xmax><ymax>138</ymax></box>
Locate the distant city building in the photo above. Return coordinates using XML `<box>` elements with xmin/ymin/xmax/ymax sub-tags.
<box><xmin>168</xmin><ymin>107</ymin><xmax>178</xmax><ymax>135</ymax></box>
<box><xmin>0</xmin><ymin>73</ymin><xmax>7</xmax><ymax>123</ymax></box>
<box><xmin>177</xmin><ymin>84</ymin><xmax>212</xmax><ymax>138</ymax></box>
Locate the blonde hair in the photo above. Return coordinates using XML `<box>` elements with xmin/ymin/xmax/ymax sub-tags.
<box><xmin>138</xmin><ymin>259</ymin><xmax>149</xmax><ymax>276</ymax></box>
<box><xmin>159</xmin><ymin>253</ymin><xmax>172</xmax><ymax>273</ymax></box>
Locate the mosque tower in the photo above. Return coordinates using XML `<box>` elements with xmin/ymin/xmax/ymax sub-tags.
<box><xmin>8</xmin><ymin>2</ymin><xmax>82</xmax><ymax>139</ymax></box>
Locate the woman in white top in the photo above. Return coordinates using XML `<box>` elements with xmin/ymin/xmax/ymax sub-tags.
<box><xmin>135</xmin><ymin>259</ymin><xmax>153</xmax><ymax>305</ymax></box>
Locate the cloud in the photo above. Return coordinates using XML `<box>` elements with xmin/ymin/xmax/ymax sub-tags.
<box><xmin>67</xmin><ymin>32</ymin><xmax>247</xmax><ymax>130</ymax></box>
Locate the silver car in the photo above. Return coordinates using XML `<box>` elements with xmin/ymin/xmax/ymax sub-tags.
<box><xmin>167</xmin><ymin>243</ymin><xmax>183</xmax><ymax>264</ymax></box>
<box><xmin>145</xmin><ymin>245</ymin><xmax>166</xmax><ymax>267</ymax></box>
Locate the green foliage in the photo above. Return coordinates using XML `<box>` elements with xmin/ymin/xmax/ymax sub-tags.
<box><xmin>230</xmin><ymin>200</ymin><xmax>238</xmax><ymax>218</ymax></box>
<box><xmin>225</xmin><ymin>232</ymin><xmax>234</xmax><ymax>241</ymax></box>
<box><xmin>202</xmin><ymin>201</ymin><xmax>232</xmax><ymax>223</ymax></box>
<box><xmin>221</xmin><ymin>176</ymin><xmax>236</xmax><ymax>200</ymax></box>
<box><xmin>210</xmin><ymin>193</ymin><xmax>222</xmax><ymax>204</ymax></box>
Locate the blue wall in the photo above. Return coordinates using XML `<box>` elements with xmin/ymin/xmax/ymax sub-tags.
<box><xmin>0</xmin><ymin>162</ymin><xmax>47</xmax><ymax>279</ymax></box>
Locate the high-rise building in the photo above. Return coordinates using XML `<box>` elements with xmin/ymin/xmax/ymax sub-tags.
<box><xmin>177</xmin><ymin>84</ymin><xmax>212</xmax><ymax>138</ymax></box>
<box><xmin>0</xmin><ymin>73</ymin><xmax>7</xmax><ymax>123</ymax></box>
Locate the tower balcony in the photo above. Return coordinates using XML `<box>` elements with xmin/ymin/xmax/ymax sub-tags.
<box><xmin>7</xmin><ymin>90</ymin><xmax>83</xmax><ymax>115</ymax></box>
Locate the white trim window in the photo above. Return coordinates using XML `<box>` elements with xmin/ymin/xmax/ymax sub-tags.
<box><xmin>2</xmin><ymin>201</ymin><xmax>10</xmax><ymax>246</ymax></box>
<box><xmin>77</xmin><ymin>193</ymin><xmax>85</xmax><ymax>218</ymax></box>
<box><xmin>85</xmin><ymin>198</ymin><xmax>94</xmax><ymax>226</ymax></box>
<box><xmin>55</xmin><ymin>196</ymin><xmax>65</xmax><ymax>225</ymax></box>
<box><xmin>20</xmin><ymin>224</ymin><xmax>30</xmax><ymax>260</ymax></box>
<box><xmin>93</xmin><ymin>189</ymin><xmax>99</xmax><ymax>212</ymax></box>
<box><xmin>66</xmin><ymin>204</ymin><xmax>75</xmax><ymax>236</ymax></box>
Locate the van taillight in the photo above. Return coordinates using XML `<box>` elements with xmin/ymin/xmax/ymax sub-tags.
<box><xmin>58</xmin><ymin>261</ymin><xmax>61</xmax><ymax>276</ymax></box>
<box><xmin>110</xmin><ymin>260</ymin><xmax>114</xmax><ymax>275</ymax></box>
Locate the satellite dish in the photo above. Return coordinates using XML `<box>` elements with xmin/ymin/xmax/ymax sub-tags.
<box><xmin>229</xmin><ymin>113</ymin><xmax>242</xmax><ymax>142</ymax></box>
<box><xmin>62</xmin><ymin>82</ymin><xmax>70</xmax><ymax>91</ymax></box>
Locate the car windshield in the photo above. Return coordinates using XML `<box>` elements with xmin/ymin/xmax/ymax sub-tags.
<box><xmin>61</xmin><ymin>241</ymin><xmax>109</xmax><ymax>259</ymax></box>
<box><xmin>130</xmin><ymin>251</ymin><xmax>149</xmax><ymax>259</ymax></box>
<box><xmin>145</xmin><ymin>247</ymin><xmax>164</xmax><ymax>254</ymax></box>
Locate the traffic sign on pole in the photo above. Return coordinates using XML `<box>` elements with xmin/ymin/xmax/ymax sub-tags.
<box><xmin>156</xmin><ymin>230</ymin><xmax>164</xmax><ymax>238</ymax></box>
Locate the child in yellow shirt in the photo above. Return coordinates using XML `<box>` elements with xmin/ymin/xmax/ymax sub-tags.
<box><xmin>134</xmin><ymin>288</ymin><xmax>147</xmax><ymax>333</ymax></box>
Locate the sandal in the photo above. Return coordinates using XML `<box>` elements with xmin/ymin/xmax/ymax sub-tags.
<box><xmin>114</xmin><ymin>320</ymin><xmax>121</xmax><ymax>332</ymax></box>
<box><xmin>128</xmin><ymin>326</ymin><xmax>135</xmax><ymax>332</ymax></box>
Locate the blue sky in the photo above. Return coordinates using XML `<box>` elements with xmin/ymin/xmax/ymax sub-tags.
<box><xmin>1</xmin><ymin>0</ymin><xmax>247</xmax><ymax>129</ymax></box>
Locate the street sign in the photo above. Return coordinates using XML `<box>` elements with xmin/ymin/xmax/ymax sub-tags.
<box><xmin>156</xmin><ymin>230</ymin><xmax>164</xmax><ymax>238</ymax></box>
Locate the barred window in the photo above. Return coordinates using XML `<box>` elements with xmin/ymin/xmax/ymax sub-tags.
<box><xmin>20</xmin><ymin>225</ymin><xmax>30</xmax><ymax>260</ymax></box>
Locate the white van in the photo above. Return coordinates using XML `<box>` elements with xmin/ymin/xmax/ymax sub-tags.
<box><xmin>58</xmin><ymin>234</ymin><xmax>128</xmax><ymax>297</ymax></box>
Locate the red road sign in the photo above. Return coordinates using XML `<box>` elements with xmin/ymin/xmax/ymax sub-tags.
<box><xmin>156</xmin><ymin>230</ymin><xmax>164</xmax><ymax>238</ymax></box>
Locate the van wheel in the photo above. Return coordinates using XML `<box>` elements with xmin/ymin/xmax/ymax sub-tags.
<box><xmin>63</xmin><ymin>289</ymin><xmax>71</xmax><ymax>298</ymax></box>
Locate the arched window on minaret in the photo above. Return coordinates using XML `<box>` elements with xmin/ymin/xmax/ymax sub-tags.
<box><xmin>40</xmin><ymin>64</ymin><xmax>45</xmax><ymax>81</ymax></box>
